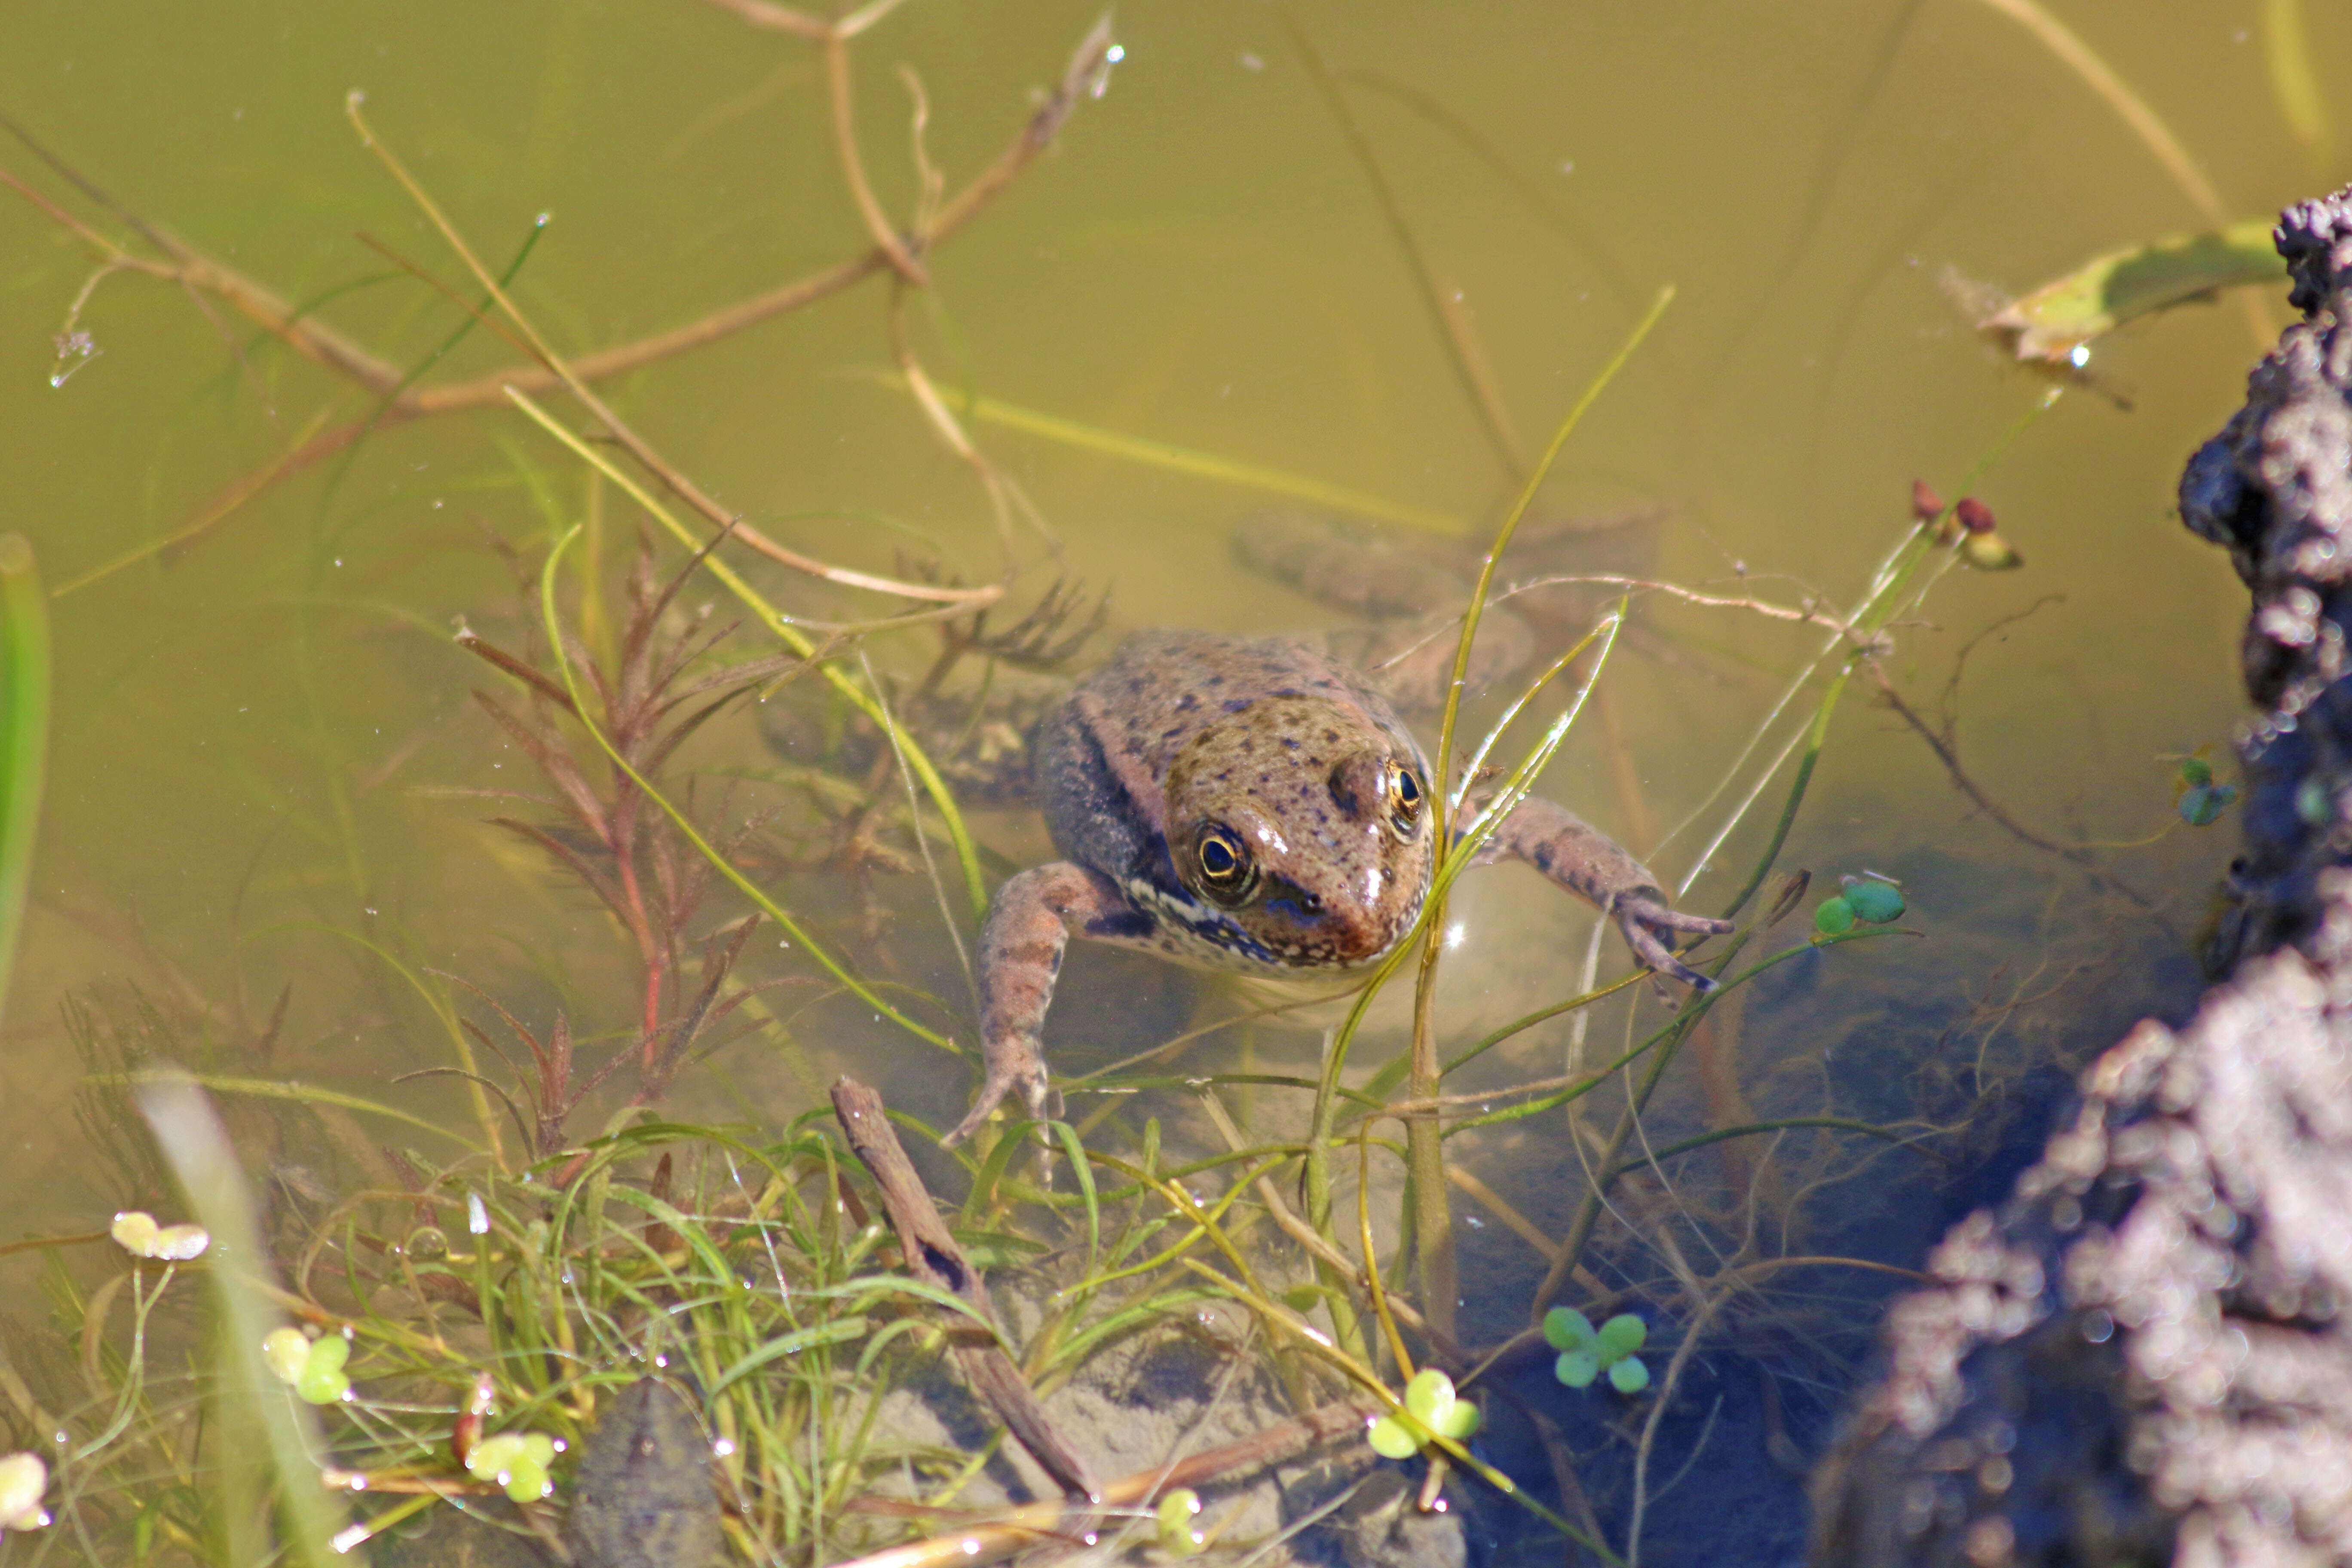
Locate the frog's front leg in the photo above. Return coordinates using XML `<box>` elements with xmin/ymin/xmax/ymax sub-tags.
<box><xmin>1474</xmin><ymin>798</ymin><xmax>1732</xmax><ymax>990</ymax></box>
<box><xmin>943</xmin><ymin>861</ymin><xmax>1145</xmax><ymax>1147</ymax></box>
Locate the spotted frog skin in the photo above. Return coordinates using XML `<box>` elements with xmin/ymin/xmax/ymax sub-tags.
<box><xmin>943</xmin><ymin>627</ymin><xmax>1731</xmax><ymax>1146</ymax></box>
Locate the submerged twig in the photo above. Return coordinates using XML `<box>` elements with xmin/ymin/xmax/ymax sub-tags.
<box><xmin>831</xmin><ymin>1078</ymin><xmax>1099</xmax><ymax>1502</ymax></box>
<box><xmin>1863</xmin><ymin>657</ymin><xmax>2171</xmax><ymax>925</ymax></box>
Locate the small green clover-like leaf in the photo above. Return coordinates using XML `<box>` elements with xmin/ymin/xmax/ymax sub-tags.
<box><xmin>1841</xmin><ymin>879</ymin><xmax>1905</xmax><ymax>924</ymax></box>
<box><xmin>1369</xmin><ymin>1372</ymin><xmax>1480</xmax><ymax>1458</ymax></box>
<box><xmin>109</xmin><ymin>1211</ymin><xmax>210</xmax><ymax>1261</ymax></box>
<box><xmin>2177</xmin><ymin>755</ymin><xmax>2213</xmax><ymax>790</ymax></box>
<box><xmin>261</xmin><ymin>1328</ymin><xmax>312</xmax><ymax>1385</ymax></box>
<box><xmin>2179</xmin><ymin>783</ymin><xmax>2237</xmax><ymax>827</ymax></box>
<box><xmin>1554</xmin><ymin>1349</ymin><xmax>1601</xmax><ymax>1388</ymax></box>
<box><xmin>466</xmin><ymin>1432</ymin><xmax>560</xmax><ymax>1502</ymax></box>
<box><xmin>1403</xmin><ymin>1369</ymin><xmax>1455</xmax><ymax>1426</ymax></box>
<box><xmin>1607</xmin><ymin>1356</ymin><xmax>1652</xmax><ymax>1395</ymax></box>
<box><xmin>2297</xmin><ymin>778</ymin><xmax>2332</xmax><ymax>824</ymax></box>
<box><xmin>1813</xmin><ymin>896</ymin><xmax>1856</xmax><ymax>935</ymax></box>
<box><xmin>293</xmin><ymin>1335</ymin><xmax>352</xmax><ymax>1405</ymax></box>
<box><xmin>1542</xmin><ymin>1308</ymin><xmax>1597</xmax><ymax>1353</ymax></box>
<box><xmin>294</xmin><ymin>1363</ymin><xmax>351</xmax><ymax>1405</ymax></box>
<box><xmin>1367</xmin><ymin>1415</ymin><xmax>1421</xmax><ymax>1460</ymax></box>
<box><xmin>1156</xmin><ymin>1489</ymin><xmax>1204</xmax><ymax>1557</ymax></box>
<box><xmin>1595</xmin><ymin>1313</ymin><xmax>1648</xmax><ymax>1361</ymax></box>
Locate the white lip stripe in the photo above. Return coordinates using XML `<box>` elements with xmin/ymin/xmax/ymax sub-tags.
<box><xmin>1114</xmin><ymin>875</ymin><xmax>1423</xmax><ymax>977</ymax></box>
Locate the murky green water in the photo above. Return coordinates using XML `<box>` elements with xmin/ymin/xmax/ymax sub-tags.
<box><xmin>0</xmin><ymin>0</ymin><xmax>2339</xmax><ymax>1557</ymax></box>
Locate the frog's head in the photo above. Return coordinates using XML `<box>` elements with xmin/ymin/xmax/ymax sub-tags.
<box><xmin>1162</xmin><ymin>695</ymin><xmax>1436</xmax><ymax>968</ymax></box>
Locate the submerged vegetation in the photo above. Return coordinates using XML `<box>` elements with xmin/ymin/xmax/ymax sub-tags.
<box><xmin>0</xmin><ymin>0</ymin><xmax>2332</xmax><ymax>1565</ymax></box>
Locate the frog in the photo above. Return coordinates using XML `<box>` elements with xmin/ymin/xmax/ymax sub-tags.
<box><xmin>937</xmin><ymin>509</ymin><xmax>1728</xmax><ymax>1144</ymax></box>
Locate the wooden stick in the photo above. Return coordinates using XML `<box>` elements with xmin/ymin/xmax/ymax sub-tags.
<box><xmin>829</xmin><ymin>1077</ymin><xmax>1099</xmax><ymax>1503</ymax></box>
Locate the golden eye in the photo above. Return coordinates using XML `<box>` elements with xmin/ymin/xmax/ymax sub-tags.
<box><xmin>1384</xmin><ymin>763</ymin><xmax>1425</xmax><ymax>838</ymax></box>
<box><xmin>1193</xmin><ymin>826</ymin><xmax>1256</xmax><ymax>903</ymax></box>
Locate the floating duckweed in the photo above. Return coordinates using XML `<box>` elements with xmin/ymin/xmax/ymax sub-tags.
<box><xmin>1813</xmin><ymin>896</ymin><xmax>1856</xmax><ymax>935</ymax></box>
<box><xmin>2178</xmin><ymin>756</ymin><xmax>2214</xmax><ymax>790</ymax></box>
<box><xmin>1544</xmin><ymin>1307</ymin><xmax>1651</xmax><ymax>1395</ymax></box>
<box><xmin>465</xmin><ymin>1431</ymin><xmax>559</xmax><ymax>1502</ymax></box>
<box><xmin>2297</xmin><ymin>777</ymin><xmax>2332</xmax><ymax>824</ymax></box>
<box><xmin>1841</xmin><ymin>877</ymin><xmax>1905</xmax><ymax>924</ymax></box>
<box><xmin>1155</xmin><ymin>1488</ymin><xmax>1204</xmax><ymax>1556</ymax></box>
<box><xmin>260</xmin><ymin>1325</ymin><xmax>356</xmax><ymax>1404</ymax></box>
<box><xmin>0</xmin><ymin>1452</ymin><xmax>48</xmax><ymax>1534</ymax></box>
<box><xmin>1367</xmin><ymin>1369</ymin><xmax>1479</xmax><ymax>1459</ymax></box>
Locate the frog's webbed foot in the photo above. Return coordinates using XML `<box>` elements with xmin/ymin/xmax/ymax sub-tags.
<box><xmin>960</xmin><ymin>578</ymin><xmax>1111</xmax><ymax>672</ymax></box>
<box><xmin>941</xmin><ymin>1052</ymin><xmax>1061</xmax><ymax>1148</ymax></box>
<box><xmin>1231</xmin><ymin>512</ymin><xmax>1461</xmax><ymax>620</ymax></box>
<box><xmin>1473</xmin><ymin>795</ymin><xmax>1732</xmax><ymax>993</ymax></box>
<box><xmin>1607</xmin><ymin>890</ymin><xmax>1734</xmax><ymax>994</ymax></box>
<box><xmin>943</xmin><ymin>861</ymin><xmax>1135</xmax><ymax>1152</ymax></box>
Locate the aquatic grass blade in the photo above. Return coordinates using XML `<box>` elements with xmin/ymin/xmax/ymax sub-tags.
<box><xmin>137</xmin><ymin>1073</ymin><xmax>346</xmax><ymax>1568</ymax></box>
<box><xmin>0</xmin><ymin>536</ymin><xmax>47</xmax><ymax>1029</ymax></box>
<box><xmin>857</xmin><ymin>375</ymin><xmax>1467</xmax><ymax>536</ymax></box>
<box><xmin>2263</xmin><ymin>0</ymin><xmax>2335</xmax><ymax>173</ymax></box>
<box><xmin>1979</xmin><ymin>219</ymin><xmax>2286</xmax><ymax>364</ymax></box>
<box><xmin>1298</xmin><ymin>289</ymin><xmax>1671</xmax><ymax>1357</ymax></box>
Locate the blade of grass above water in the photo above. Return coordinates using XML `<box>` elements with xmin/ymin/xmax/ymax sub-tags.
<box><xmin>1294</xmin><ymin>289</ymin><xmax>1672</xmax><ymax>1357</ymax></box>
<box><xmin>138</xmin><ymin>1073</ymin><xmax>346</xmax><ymax>1568</ymax></box>
<box><xmin>0</xmin><ymin>536</ymin><xmax>48</xmax><ymax>1028</ymax></box>
<box><xmin>2264</xmin><ymin>0</ymin><xmax>2336</xmax><ymax>175</ymax></box>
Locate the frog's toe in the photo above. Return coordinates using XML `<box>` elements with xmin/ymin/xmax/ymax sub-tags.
<box><xmin>940</xmin><ymin>1057</ymin><xmax>1058</xmax><ymax>1149</ymax></box>
<box><xmin>1634</xmin><ymin>900</ymin><xmax>1734</xmax><ymax>937</ymax></box>
<box><xmin>1613</xmin><ymin>907</ymin><xmax>1721</xmax><ymax>994</ymax></box>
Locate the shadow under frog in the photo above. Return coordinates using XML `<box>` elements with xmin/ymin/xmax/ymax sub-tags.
<box><xmin>920</xmin><ymin>511</ymin><xmax>1730</xmax><ymax>1145</ymax></box>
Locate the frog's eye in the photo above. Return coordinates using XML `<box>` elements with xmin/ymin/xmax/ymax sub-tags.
<box><xmin>1384</xmin><ymin>763</ymin><xmax>1425</xmax><ymax>839</ymax></box>
<box><xmin>1192</xmin><ymin>826</ymin><xmax>1257</xmax><ymax>903</ymax></box>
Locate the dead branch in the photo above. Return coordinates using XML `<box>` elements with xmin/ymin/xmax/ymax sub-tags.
<box><xmin>830</xmin><ymin>1077</ymin><xmax>1099</xmax><ymax>1503</ymax></box>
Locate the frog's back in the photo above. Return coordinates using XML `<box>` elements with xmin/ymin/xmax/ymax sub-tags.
<box><xmin>1032</xmin><ymin>631</ymin><xmax>1423</xmax><ymax>895</ymax></box>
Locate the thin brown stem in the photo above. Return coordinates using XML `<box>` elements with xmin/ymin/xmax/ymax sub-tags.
<box><xmin>1280</xmin><ymin>13</ymin><xmax>1525</xmax><ymax>479</ymax></box>
<box><xmin>826</xmin><ymin>31</ymin><xmax>929</xmax><ymax>284</ymax></box>
<box><xmin>1864</xmin><ymin>657</ymin><xmax>2170</xmax><ymax>924</ymax></box>
<box><xmin>348</xmin><ymin>94</ymin><xmax>1000</xmax><ymax>610</ymax></box>
<box><xmin>698</xmin><ymin>0</ymin><xmax>829</xmax><ymax>39</ymax></box>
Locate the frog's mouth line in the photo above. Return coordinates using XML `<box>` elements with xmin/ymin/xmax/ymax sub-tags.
<box><xmin>1122</xmin><ymin>871</ymin><xmax>1424</xmax><ymax>975</ymax></box>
